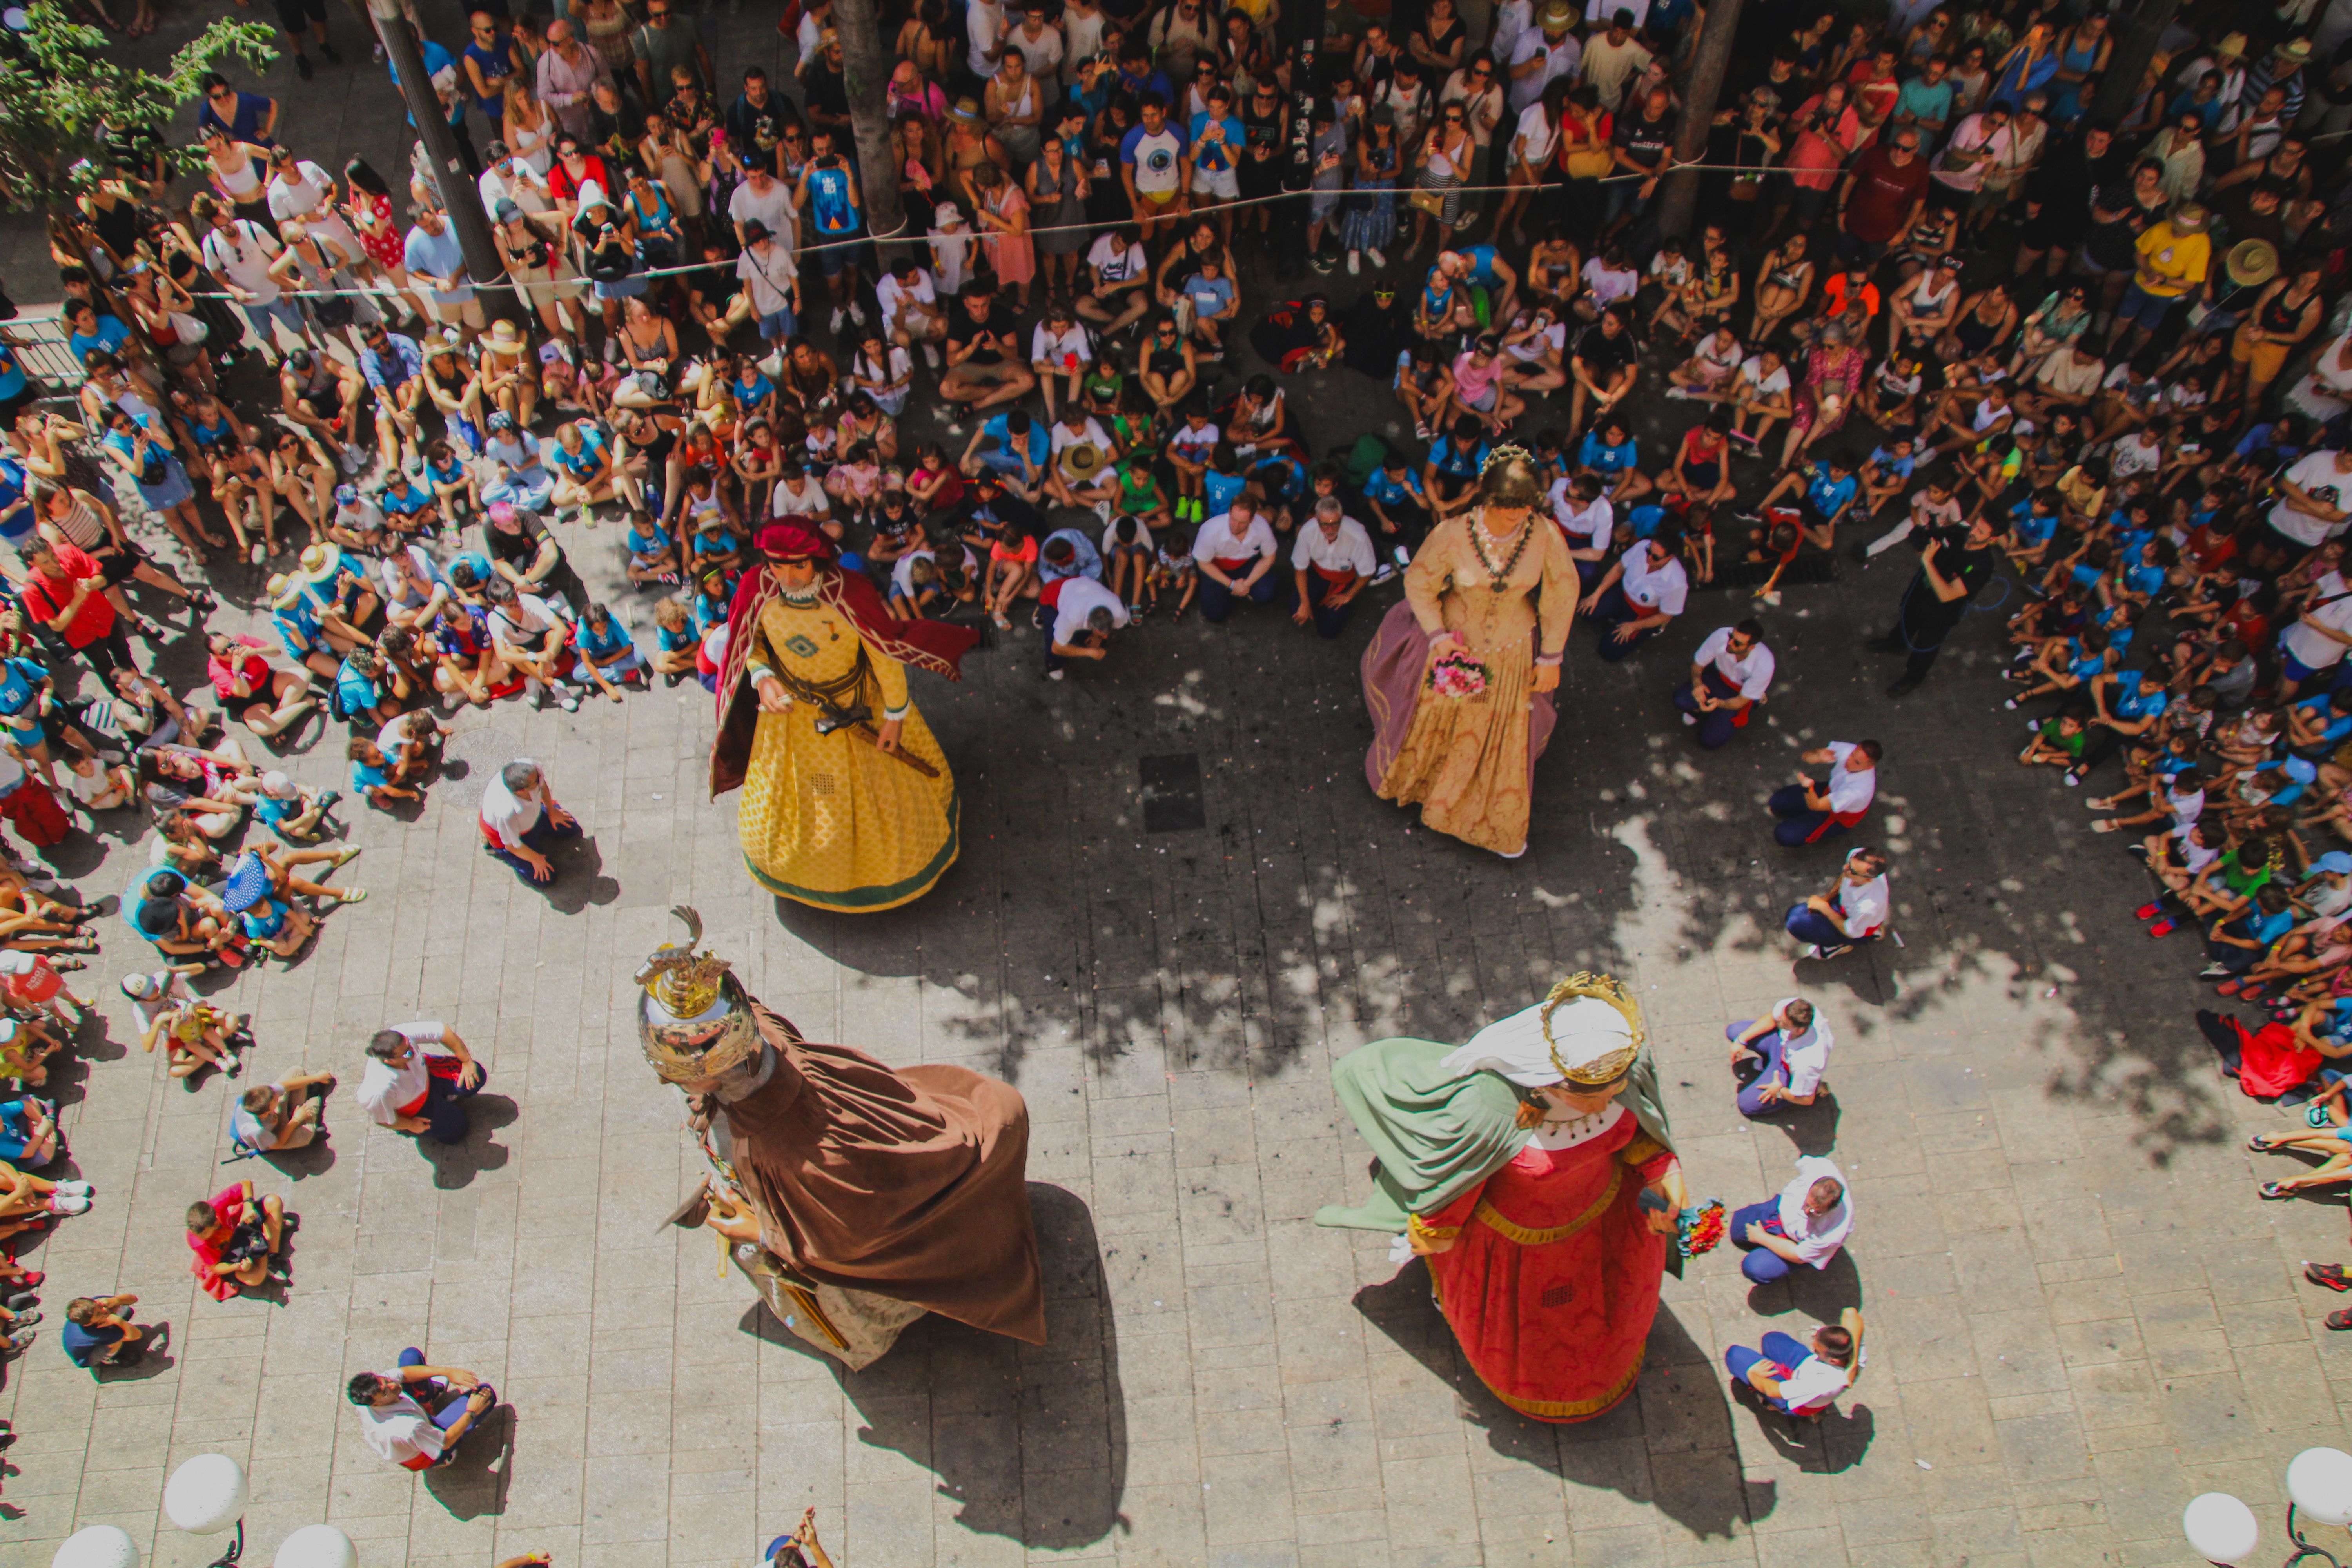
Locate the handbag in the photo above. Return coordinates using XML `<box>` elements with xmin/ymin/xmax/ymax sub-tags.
<box><xmin>314</xmin><ymin>292</ymin><xmax>356</xmax><ymax>329</ymax></box>
<box><xmin>1408</xmin><ymin>185</ymin><xmax>1447</xmax><ymax>217</ymax></box>
<box><xmin>1564</xmin><ymin>146</ymin><xmax>1615</xmax><ymax>179</ymax></box>
<box><xmin>167</xmin><ymin>310</ymin><xmax>208</xmax><ymax>343</ymax></box>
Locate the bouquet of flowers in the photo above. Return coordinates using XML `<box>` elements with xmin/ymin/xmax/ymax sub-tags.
<box><xmin>1677</xmin><ymin>1199</ymin><xmax>1728</xmax><ymax>1259</ymax></box>
<box><xmin>1426</xmin><ymin>648</ymin><xmax>1490</xmax><ymax>701</ymax></box>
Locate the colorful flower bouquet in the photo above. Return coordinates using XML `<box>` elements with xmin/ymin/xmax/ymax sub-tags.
<box><xmin>1427</xmin><ymin>649</ymin><xmax>1490</xmax><ymax>700</ymax></box>
<box><xmin>1677</xmin><ymin>1199</ymin><xmax>1728</xmax><ymax>1259</ymax></box>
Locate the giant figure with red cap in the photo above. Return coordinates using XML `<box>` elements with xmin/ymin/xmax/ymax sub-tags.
<box><xmin>711</xmin><ymin>524</ymin><xmax>979</xmax><ymax>911</ymax></box>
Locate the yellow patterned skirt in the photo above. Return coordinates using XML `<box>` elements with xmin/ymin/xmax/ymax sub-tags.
<box><xmin>735</xmin><ymin>696</ymin><xmax>960</xmax><ymax>912</ymax></box>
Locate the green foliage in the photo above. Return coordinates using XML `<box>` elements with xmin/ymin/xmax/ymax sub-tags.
<box><xmin>0</xmin><ymin>2</ymin><xmax>279</xmax><ymax>210</ymax></box>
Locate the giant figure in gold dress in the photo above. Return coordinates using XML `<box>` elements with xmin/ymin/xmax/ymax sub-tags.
<box><xmin>1360</xmin><ymin>447</ymin><xmax>1578</xmax><ymax>858</ymax></box>
<box><xmin>711</xmin><ymin>523</ymin><xmax>978</xmax><ymax>911</ymax></box>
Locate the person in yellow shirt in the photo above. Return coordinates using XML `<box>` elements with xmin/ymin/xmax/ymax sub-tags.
<box><xmin>2119</xmin><ymin>202</ymin><xmax>2211</xmax><ymax>352</ymax></box>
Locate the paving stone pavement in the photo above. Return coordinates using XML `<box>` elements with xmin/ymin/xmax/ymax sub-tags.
<box><xmin>9</xmin><ymin>8</ymin><xmax>2352</xmax><ymax>1566</ymax></box>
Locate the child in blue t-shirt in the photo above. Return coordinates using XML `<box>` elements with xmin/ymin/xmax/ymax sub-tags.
<box><xmin>624</xmin><ymin>510</ymin><xmax>681</xmax><ymax>586</ymax></box>
<box><xmin>691</xmin><ymin>571</ymin><xmax>733</xmax><ymax>637</ymax></box>
<box><xmin>572</xmin><ymin>602</ymin><xmax>644</xmax><ymax>700</ymax></box>
<box><xmin>346</xmin><ymin>736</ymin><xmax>417</xmax><ymax>809</ymax></box>
<box><xmin>650</xmin><ymin>596</ymin><xmax>699</xmax><ymax>686</ymax></box>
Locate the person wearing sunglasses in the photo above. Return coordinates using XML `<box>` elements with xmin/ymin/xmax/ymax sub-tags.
<box><xmin>196</xmin><ymin>73</ymin><xmax>279</xmax><ymax>148</ymax></box>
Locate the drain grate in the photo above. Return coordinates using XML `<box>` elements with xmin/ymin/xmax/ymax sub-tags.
<box><xmin>1140</xmin><ymin>753</ymin><xmax>1205</xmax><ymax>833</ymax></box>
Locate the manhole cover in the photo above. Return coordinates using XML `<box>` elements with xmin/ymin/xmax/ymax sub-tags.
<box><xmin>438</xmin><ymin>726</ymin><xmax>523</xmax><ymax>808</ymax></box>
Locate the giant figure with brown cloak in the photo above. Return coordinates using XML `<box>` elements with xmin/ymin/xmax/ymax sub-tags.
<box><xmin>639</xmin><ymin>909</ymin><xmax>1045</xmax><ymax>1366</ymax></box>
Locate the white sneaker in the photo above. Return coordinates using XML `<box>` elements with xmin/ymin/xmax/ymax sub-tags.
<box><xmin>248</xmin><ymin>543</ymin><xmax>265</xmax><ymax>565</ymax></box>
<box><xmin>339</xmin><ymin>444</ymin><xmax>367</xmax><ymax>475</ymax></box>
<box><xmin>1681</xmin><ymin>712</ymin><xmax>1696</xmax><ymax>726</ymax></box>
<box><xmin>46</xmin><ymin>1194</ymin><xmax>88</xmax><ymax>1216</ymax></box>
<box><xmin>1347</xmin><ymin>251</ymin><xmax>1361</xmax><ymax>276</ymax></box>
<box><xmin>1801</xmin><ymin>944</ymin><xmax>1822</xmax><ymax>959</ymax></box>
<box><xmin>1047</xmin><ymin>668</ymin><xmax>1065</xmax><ymax>681</ymax></box>
<box><xmin>1664</xmin><ymin>386</ymin><xmax>1692</xmax><ymax>401</ymax></box>
<box><xmin>922</xmin><ymin>345</ymin><xmax>943</xmax><ymax>369</ymax></box>
<box><xmin>51</xmin><ymin>1180</ymin><xmax>91</xmax><ymax>1196</ymax></box>
<box><xmin>527</xmin><ymin>678</ymin><xmax>546</xmax><ymax>708</ymax></box>
<box><xmin>848</xmin><ymin>303</ymin><xmax>867</xmax><ymax>326</ymax></box>
<box><xmin>1093</xmin><ymin>499</ymin><xmax>1113</xmax><ymax>523</ymax></box>
<box><xmin>829</xmin><ymin>308</ymin><xmax>846</xmax><ymax>334</ymax></box>
<box><xmin>558</xmin><ymin>692</ymin><xmax>580</xmax><ymax>712</ymax></box>
<box><xmin>1366</xmin><ymin>247</ymin><xmax>1387</xmax><ymax>269</ymax></box>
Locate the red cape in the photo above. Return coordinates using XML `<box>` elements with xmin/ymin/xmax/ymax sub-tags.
<box><xmin>710</xmin><ymin>563</ymin><xmax>980</xmax><ymax>798</ymax></box>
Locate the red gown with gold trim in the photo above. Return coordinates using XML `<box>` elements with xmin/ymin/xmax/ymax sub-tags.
<box><xmin>1419</xmin><ymin>1110</ymin><xmax>1671</xmax><ymax>1421</ymax></box>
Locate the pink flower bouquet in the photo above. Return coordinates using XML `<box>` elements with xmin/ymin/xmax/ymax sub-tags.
<box><xmin>1427</xmin><ymin>649</ymin><xmax>1490</xmax><ymax>701</ymax></box>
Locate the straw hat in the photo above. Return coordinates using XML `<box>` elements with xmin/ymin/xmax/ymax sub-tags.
<box><xmin>1537</xmin><ymin>0</ymin><xmax>1575</xmax><ymax>29</ymax></box>
<box><xmin>2227</xmin><ymin>238</ymin><xmax>2280</xmax><ymax>288</ymax></box>
<box><xmin>297</xmin><ymin>541</ymin><xmax>343</xmax><ymax>583</ymax></box>
<box><xmin>1060</xmin><ymin>442</ymin><xmax>1106</xmax><ymax>479</ymax></box>
<box><xmin>490</xmin><ymin>318</ymin><xmax>523</xmax><ymax>349</ymax></box>
<box><xmin>2214</xmin><ymin>31</ymin><xmax>2248</xmax><ymax>60</ymax></box>
<box><xmin>2277</xmin><ymin>38</ymin><xmax>2314</xmax><ymax>65</ymax></box>
<box><xmin>2169</xmin><ymin>202</ymin><xmax>2210</xmax><ymax>231</ymax></box>
<box><xmin>947</xmin><ymin>96</ymin><xmax>984</xmax><ymax>126</ymax></box>
<box><xmin>265</xmin><ymin>572</ymin><xmax>305</xmax><ymax>610</ymax></box>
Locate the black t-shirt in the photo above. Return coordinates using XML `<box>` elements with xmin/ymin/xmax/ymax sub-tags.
<box><xmin>1614</xmin><ymin>108</ymin><xmax>1677</xmax><ymax>171</ymax></box>
<box><xmin>2082</xmin><ymin>181</ymin><xmax>2161</xmax><ymax>272</ymax></box>
<box><xmin>2025</xmin><ymin>141</ymin><xmax>2125</xmax><ymax>230</ymax></box>
<box><xmin>1574</xmin><ymin>323</ymin><xmax>1635</xmax><ymax>376</ymax></box>
<box><xmin>1910</xmin><ymin>540</ymin><xmax>1993</xmax><ymax>626</ymax></box>
<box><xmin>803</xmin><ymin>63</ymin><xmax>850</xmax><ymax>124</ymax></box>
<box><xmin>682</xmin><ymin>262</ymin><xmax>731</xmax><ymax>304</ymax></box>
<box><xmin>949</xmin><ymin>298</ymin><xmax>1009</xmax><ymax>366</ymax></box>
<box><xmin>485</xmin><ymin>511</ymin><xmax>560</xmax><ymax>571</ymax></box>
<box><xmin>588</xmin><ymin>98</ymin><xmax>646</xmax><ymax>166</ymax></box>
<box><xmin>726</xmin><ymin>92</ymin><xmax>794</xmax><ymax>159</ymax></box>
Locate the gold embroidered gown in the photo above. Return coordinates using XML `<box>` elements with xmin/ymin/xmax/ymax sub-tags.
<box><xmin>1361</xmin><ymin>513</ymin><xmax>1579</xmax><ymax>855</ymax></box>
<box><xmin>738</xmin><ymin>591</ymin><xmax>960</xmax><ymax>911</ymax></box>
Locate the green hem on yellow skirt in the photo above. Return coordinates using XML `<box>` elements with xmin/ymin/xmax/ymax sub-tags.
<box><xmin>747</xmin><ymin>788</ymin><xmax>961</xmax><ymax>912</ymax></box>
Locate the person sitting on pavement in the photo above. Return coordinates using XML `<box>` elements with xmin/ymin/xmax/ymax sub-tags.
<box><xmin>1725</xmin><ymin>1308</ymin><xmax>1866</xmax><ymax>1416</ymax></box>
<box><xmin>1768</xmin><ymin>740</ymin><xmax>1882</xmax><ymax>847</ymax></box>
<box><xmin>1728</xmin><ymin>1156</ymin><xmax>1854</xmax><ymax>1285</ymax></box>
<box><xmin>1673</xmin><ymin>619</ymin><xmax>1773</xmax><ymax>748</ymax></box>
<box><xmin>62</xmin><ymin>1291</ymin><xmax>158</xmax><ymax>1370</ymax></box>
<box><xmin>185</xmin><ymin>1179</ymin><xmax>291</xmax><ymax>1299</ymax></box>
<box><xmin>1726</xmin><ymin>997</ymin><xmax>1833</xmax><ymax>1118</ymax></box>
<box><xmin>356</xmin><ymin>1020</ymin><xmax>486</xmax><ymax>1146</ymax></box>
<box><xmin>347</xmin><ymin>1350</ymin><xmax>498</xmax><ymax>1470</ymax></box>
<box><xmin>1785</xmin><ymin>846</ymin><xmax>1892</xmax><ymax>958</ymax></box>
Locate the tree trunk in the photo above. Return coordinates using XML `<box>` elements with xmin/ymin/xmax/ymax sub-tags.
<box><xmin>2091</xmin><ymin>0</ymin><xmax>2182</xmax><ymax>129</ymax></box>
<box><xmin>371</xmin><ymin>9</ymin><xmax>519</xmax><ymax>325</ymax></box>
<box><xmin>1655</xmin><ymin>0</ymin><xmax>1743</xmax><ymax>240</ymax></box>
<box><xmin>832</xmin><ymin>0</ymin><xmax>909</xmax><ymax>268</ymax></box>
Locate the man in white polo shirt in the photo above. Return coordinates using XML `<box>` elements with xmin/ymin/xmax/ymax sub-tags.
<box><xmin>479</xmin><ymin>758</ymin><xmax>583</xmax><ymax>884</ymax></box>
<box><xmin>356</xmin><ymin>1020</ymin><xmax>485</xmax><ymax>1144</ymax></box>
<box><xmin>1727</xmin><ymin>996</ymin><xmax>1832</xmax><ymax>1117</ymax></box>
<box><xmin>1675</xmin><ymin>617</ymin><xmax>1775</xmax><ymax>748</ymax></box>
<box><xmin>1786</xmin><ymin>846</ymin><xmax>1891</xmax><ymax>959</ymax></box>
<box><xmin>1191</xmin><ymin>494</ymin><xmax>1281</xmax><ymax>622</ymax></box>
<box><xmin>2267</xmin><ymin>445</ymin><xmax>2352</xmax><ymax>558</ymax></box>
<box><xmin>1730</xmin><ymin>1154</ymin><xmax>1854</xmax><ymax>1283</ymax></box>
<box><xmin>347</xmin><ymin>1350</ymin><xmax>496</xmax><ymax>1470</ymax></box>
<box><xmin>1289</xmin><ymin>497</ymin><xmax>1377</xmax><ymax>639</ymax></box>
<box><xmin>1769</xmin><ymin>739</ymin><xmax>1882</xmax><ymax>846</ymax></box>
<box><xmin>1586</xmin><ymin>531</ymin><xmax>1689</xmax><ymax>661</ymax></box>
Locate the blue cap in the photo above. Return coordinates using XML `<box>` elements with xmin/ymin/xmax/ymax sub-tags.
<box><xmin>221</xmin><ymin>850</ymin><xmax>272</xmax><ymax>914</ymax></box>
<box><xmin>334</xmin><ymin>483</ymin><xmax>358</xmax><ymax>506</ymax></box>
<box><xmin>2319</xmin><ymin>853</ymin><xmax>2352</xmax><ymax>876</ymax></box>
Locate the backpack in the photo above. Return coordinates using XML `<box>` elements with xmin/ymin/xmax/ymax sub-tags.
<box><xmin>1343</xmin><ymin>433</ymin><xmax>1392</xmax><ymax>492</ymax></box>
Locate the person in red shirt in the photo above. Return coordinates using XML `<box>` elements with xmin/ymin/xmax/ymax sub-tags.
<box><xmin>546</xmin><ymin>134</ymin><xmax>614</xmax><ymax>217</ymax></box>
<box><xmin>1836</xmin><ymin>127</ymin><xmax>1931</xmax><ymax>263</ymax></box>
<box><xmin>185</xmin><ymin>1180</ymin><xmax>288</xmax><ymax>1301</ymax></box>
<box><xmin>18</xmin><ymin>540</ymin><xmax>139</xmax><ymax>678</ymax></box>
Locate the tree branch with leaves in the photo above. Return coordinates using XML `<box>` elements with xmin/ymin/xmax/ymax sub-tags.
<box><xmin>0</xmin><ymin>1</ymin><xmax>278</xmax><ymax>210</ymax></box>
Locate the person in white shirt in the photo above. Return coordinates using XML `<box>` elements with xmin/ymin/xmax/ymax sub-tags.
<box><xmin>479</xmin><ymin>758</ymin><xmax>581</xmax><ymax>884</ymax></box>
<box><xmin>1785</xmin><ymin>846</ymin><xmax>1891</xmax><ymax>959</ymax></box>
<box><xmin>1289</xmin><ymin>497</ymin><xmax>1378</xmax><ymax>638</ymax></box>
<box><xmin>1191</xmin><ymin>495</ymin><xmax>1282</xmax><ymax>621</ymax></box>
<box><xmin>1045</xmin><ymin>573</ymin><xmax>1127</xmax><ymax>679</ymax></box>
<box><xmin>355</xmin><ymin>1020</ymin><xmax>483</xmax><ymax>1142</ymax></box>
<box><xmin>1725</xmin><ymin>1308</ymin><xmax>1866</xmax><ymax>1416</ymax></box>
<box><xmin>2279</xmin><ymin>565</ymin><xmax>2352</xmax><ymax>692</ymax></box>
<box><xmin>199</xmin><ymin>208</ymin><xmax>308</xmax><ymax>353</ymax></box>
<box><xmin>1042</xmin><ymin>406</ymin><xmax>1113</xmax><ymax>509</ymax></box>
<box><xmin>1548</xmin><ymin>473</ymin><xmax>1614</xmax><ymax>583</ymax></box>
<box><xmin>1029</xmin><ymin>303</ymin><xmax>1094</xmax><ymax>421</ymax></box>
<box><xmin>1727</xmin><ymin>996</ymin><xmax>1832</xmax><ymax>1116</ymax></box>
<box><xmin>2269</xmin><ymin>448</ymin><xmax>2352</xmax><ymax>553</ymax></box>
<box><xmin>347</xmin><ymin>1351</ymin><xmax>496</xmax><ymax>1470</ymax></box>
<box><xmin>1769</xmin><ymin>739</ymin><xmax>1882</xmax><ymax>846</ymax></box>
<box><xmin>477</xmin><ymin>143</ymin><xmax>554</xmax><ymax>218</ymax></box>
<box><xmin>1506</xmin><ymin>2</ymin><xmax>1581</xmax><ymax>114</ymax></box>
<box><xmin>728</xmin><ymin>169</ymin><xmax>799</xmax><ymax>255</ymax></box>
<box><xmin>1674</xmin><ymin>618</ymin><xmax>1774</xmax><ymax>748</ymax></box>
<box><xmin>877</xmin><ymin>257</ymin><xmax>944</xmax><ymax>365</ymax></box>
<box><xmin>965</xmin><ymin>0</ymin><xmax>1007</xmax><ymax>80</ymax></box>
<box><xmin>1076</xmin><ymin>226</ymin><xmax>1152</xmax><ymax>336</ymax></box>
<box><xmin>265</xmin><ymin>150</ymin><xmax>364</xmax><ymax>260</ymax></box>
<box><xmin>1731</xmin><ymin>1154</ymin><xmax>1853</xmax><ymax>1282</ymax></box>
<box><xmin>1586</xmin><ymin>534</ymin><xmax>1688</xmax><ymax>659</ymax></box>
<box><xmin>734</xmin><ymin>222</ymin><xmax>802</xmax><ymax>347</ymax></box>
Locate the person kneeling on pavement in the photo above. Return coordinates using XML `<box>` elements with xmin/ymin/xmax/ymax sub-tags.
<box><xmin>348</xmin><ymin>1351</ymin><xmax>497</xmax><ymax>1470</ymax></box>
<box><xmin>186</xmin><ymin>1178</ymin><xmax>291</xmax><ymax>1299</ymax></box>
<box><xmin>1726</xmin><ymin>1308</ymin><xmax>1866</xmax><ymax>1416</ymax></box>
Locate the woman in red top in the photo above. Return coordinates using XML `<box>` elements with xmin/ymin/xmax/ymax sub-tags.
<box><xmin>339</xmin><ymin>159</ymin><xmax>428</xmax><ymax>325</ymax></box>
<box><xmin>1663</xmin><ymin>413</ymin><xmax>1737</xmax><ymax>508</ymax></box>
<box><xmin>206</xmin><ymin>631</ymin><xmax>317</xmax><ymax>740</ymax></box>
